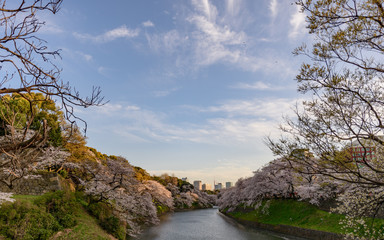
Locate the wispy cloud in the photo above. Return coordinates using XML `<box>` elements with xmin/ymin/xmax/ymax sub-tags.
<box><xmin>73</xmin><ymin>25</ymin><xmax>140</xmax><ymax>43</ymax></box>
<box><xmin>82</xmin><ymin>97</ymin><xmax>298</xmax><ymax>146</ymax></box>
<box><xmin>146</xmin><ymin>30</ymin><xmax>187</xmax><ymax>54</ymax></box>
<box><xmin>231</xmin><ymin>81</ymin><xmax>270</xmax><ymax>90</ymax></box>
<box><xmin>188</xmin><ymin>0</ymin><xmax>247</xmax><ymax>66</ymax></box>
<box><xmin>270</xmin><ymin>0</ymin><xmax>278</xmax><ymax>18</ymax></box>
<box><xmin>289</xmin><ymin>4</ymin><xmax>306</xmax><ymax>39</ymax></box>
<box><xmin>75</xmin><ymin>51</ymin><xmax>93</xmax><ymax>62</ymax></box>
<box><xmin>230</xmin><ymin>81</ymin><xmax>293</xmax><ymax>91</ymax></box>
<box><xmin>61</xmin><ymin>48</ymin><xmax>93</xmax><ymax>63</ymax></box>
<box><xmin>142</xmin><ymin>0</ymin><xmax>297</xmax><ymax>77</ymax></box>
<box><xmin>153</xmin><ymin>87</ymin><xmax>180</xmax><ymax>97</ymax></box>
<box><xmin>226</xmin><ymin>0</ymin><xmax>235</xmax><ymax>16</ymax></box>
<box><xmin>142</xmin><ymin>20</ymin><xmax>155</xmax><ymax>27</ymax></box>
<box><xmin>202</xmin><ymin>98</ymin><xmax>296</xmax><ymax>119</ymax></box>
<box><xmin>41</xmin><ymin>22</ymin><xmax>64</xmax><ymax>34</ymax></box>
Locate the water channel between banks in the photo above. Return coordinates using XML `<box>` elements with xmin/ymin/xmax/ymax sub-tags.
<box><xmin>136</xmin><ymin>207</ymin><xmax>308</xmax><ymax>240</ymax></box>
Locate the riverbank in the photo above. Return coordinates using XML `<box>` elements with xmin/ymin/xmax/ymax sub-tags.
<box><xmin>220</xmin><ymin>212</ymin><xmax>342</xmax><ymax>240</ymax></box>
<box><xmin>220</xmin><ymin>199</ymin><xmax>345</xmax><ymax>240</ymax></box>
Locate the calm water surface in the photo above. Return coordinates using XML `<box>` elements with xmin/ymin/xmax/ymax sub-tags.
<box><xmin>137</xmin><ymin>208</ymin><xmax>307</xmax><ymax>240</ymax></box>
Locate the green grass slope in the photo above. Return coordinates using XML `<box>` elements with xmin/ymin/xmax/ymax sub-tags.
<box><xmin>223</xmin><ymin>199</ymin><xmax>384</xmax><ymax>235</ymax></box>
<box><xmin>0</xmin><ymin>192</ymin><xmax>114</xmax><ymax>240</ymax></box>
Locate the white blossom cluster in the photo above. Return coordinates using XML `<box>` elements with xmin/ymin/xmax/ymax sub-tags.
<box><xmin>332</xmin><ymin>185</ymin><xmax>384</xmax><ymax>239</ymax></box>
<box><xmin>0</xmin><ymin>192</ymin><xmax>15</xmax><ymax>205</ymax></box>
<box><xmin>78</xmin><ymin>159</ymin><xmax>162</xmax><ymax>236</ymax></box>
<box><xmin>218</xmin><ymin>158</ymin><xmax>341</xmax><ymax>212</ymax></box>
<box><xmin>33</xmin><ymin>146</ymin><xmax>70</xmax><ymax>170</ymax></box>
<box><xmin>166</xmin><ymin>182</ymin><xmax>215</xmax><ymax>209</ymax></box>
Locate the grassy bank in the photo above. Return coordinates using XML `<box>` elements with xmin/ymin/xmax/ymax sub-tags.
<box><xmin>222</xmin><ymin>199</ymin><xmax>384</xmax><ymax>236</ymax></box>
<box><xmin>0</xmin><ymin>192</ymin><xmax>114</xmax><ymax>240</ymax></box>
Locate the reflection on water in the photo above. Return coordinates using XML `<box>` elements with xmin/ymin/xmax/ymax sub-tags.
<box><xmin>136</xmin><ymin>208</ymin><xmax>307</xmax><ymax>240</ymax></box>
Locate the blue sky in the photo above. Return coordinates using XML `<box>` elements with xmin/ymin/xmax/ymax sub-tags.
<box><xmin>39</xmin><ymin>0</ymin><xmax>309</xmax><ymax>185</ymax></box>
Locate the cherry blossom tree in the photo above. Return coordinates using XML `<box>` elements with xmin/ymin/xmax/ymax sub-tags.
<box><xmin>218</xmin><ymin>157</ymin><xmax>343</xmax><ymax>212</ymax></box>
<box><xmin>265</xmin><ymin>0</ymin><xmax>384</xmax><ymax>236</ymax></box>
<box><xmin>141</xmin><ymin>180</ymin><xmax>174</xmax><ymax>212</ymax></box>
<box><xmin>0</xmin><ymin>0</ymin><xmax>104</xmax><ymax>191</ymax></box>
<box><xmin>218</xmin><ymin>158</ymin><xmax>297</xmax><ymax>211</ymax></box>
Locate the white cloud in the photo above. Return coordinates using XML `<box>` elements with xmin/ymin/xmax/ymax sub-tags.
<box><xmin>202</xmin><ymin>98</ymin><xmax>296</xmax><ymax>120</ymax></box>
<box><xmin>41</xmin><ymin>22</ymin><xmax>64</xmax><ymax>34</ymax></box>
<box><xmin>146</xmin><ymin>30</ymin><xmax>185</xmax><ymax>54</ymax></box>
<box><xmin>187</xmin><ymin>1</ymin><xmax>248</xmax><ymax>67</ymax></box>
<box><xmin>289</xmin><ymin>5</ymin><xmax>306</xmax><ymax>39</ymax></box>
<box><xmin>73</xmin><ymin>25</ymin><xmax>139</xmax><ymax>43</ymax></box>
<box><xmin>142</xmin><ymin>20</ymin><xmax>155</xmax><ymax>27</ymax></box>
<box><xmin>192</xmin><ymin>0</ymin><xmax>217</xmax><ymax>21</ymax></box>
<box><xmin>270</xmin><ymin>0</ymin><xmax>278</xmax><ymax>18</ymax></box>
<box><xmin>226</xmin><ymin>0</ymin><xmax>235</xmax><ymax>15</ymax></box>
<box><xmin>153</xmin><ymin>87</ymin><xmax>180</xmax><ymax>97</ymax></box>
<box><xmin>225</xmin><ymin>0</ymin><xmax>241</xmax><ymax>16</ymax></box>
<box><xmin>187</xmin><ymin>1</ymin><xmax>296</xmax><ymax>74</ymax></box>
<box><xmin>75</xmin><ymin>51</ymin><xmax>93</xmax><ymax>62</ymax></box>
<box><xmin>231</xmin><ymin>81</ymin><xmax>270</xmax><ymax>90</ymax></box>
<box><xmin>82</xmin><ymin>97</ymin><xmax>298</xmax><ymax>146</ymax></box>
<box><xmin>141</xmin><ymin>1</ymin><xmax>299</xmax><ymax>77</ymax></box>
<box><xmin>94</xmin><ymin>103</ymin><xmax>140</xmax><ymax>116</ymax></box>
<box><xmin>97</xmin><ymin>66</ymin><xmax>106</xmax><ymax>74</ymax></box>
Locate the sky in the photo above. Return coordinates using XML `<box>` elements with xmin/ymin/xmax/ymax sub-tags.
<box><xmin>38</xmin><ymin>0</ymin><xmax>310</xmax><ymax>186</ymax></box>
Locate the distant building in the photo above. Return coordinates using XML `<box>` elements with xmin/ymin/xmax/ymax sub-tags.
<box><xmin>225</xmin><ymin>182</ymin><xmax>233</xmax><ymax>189</ymax></box>
<box><xmin>350</xmin><ymin>146</ymin><xmax>375</xmax><ymax>163</ymax></box>
<box><xmin>193</xmin><ymin>180</ymin><xmax>202</xmax><ymax>190</ymax></box>
<box><xmin>214</xmin><ymin>183</ymin><xmax>222</xmax><ymax>190</ymax></box>
<box><xmin>202</xmin><ymin>183</ymin><xmax>212</xmax><ymax>191</ymax></box>
<box><xmin>349</xmin><ymin>139</ymin><xmax>381</xmax><ymax>163</ymax></box>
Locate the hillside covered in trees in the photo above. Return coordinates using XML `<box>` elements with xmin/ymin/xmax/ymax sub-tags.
<box><xmin>0</xmin><ymin>93</ymin><xmax>215</xmax><ymax>239</ymax></box>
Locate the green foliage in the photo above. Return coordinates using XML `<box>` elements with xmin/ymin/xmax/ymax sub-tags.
<box><xmin>48</xmin><ymin>125</ymin><xmax>63</xmax><ymax>147</ymax></box>
<box><xmin>225</xmin><ymin>199</ymin><xmax>384</xmax><ymax>236</ymax></box>
<box><xmin>0</xmin><ymin>94</ymin><xmax>30</xmax><ymax>129</ymax></box>
<box><xmin>156</xmin><ymin>204</ymin><xmax>170</xmax><ymax>215</ymax></box>
<box><xmin>86</xmin><ymin>201</ymin><xmax>126</xmax><ymax>240</ymax></box>
<box><xmin>11</xmin><ymin>193</ymin><xmax>115</xmax><ymax>240</ymax></box>
<box><xmin>152</xmin><ymin>173</ymin><xmax>181</xmax><ymax>186</ymax></box>
<box><xmin>0</xmin><ymin>93</ymin><xmax>64</xmax><ymax>146</ymax></box>
<box><xmin>133</xmin><ymin>166</ymin><xmax>151</xmax><ymax>182</ymax></box>
<box><xmin>100</xmin><ymin>216</ymin><xmax>126</xmax><ymax>240</ymax></box>
<box><xmin>88</xmin><ymin>147</ymin><xmax>107</xmax><ymax>160</ymax></box>
<box><xmin>0</xmin><ymin>200</ymin><xmax>61</xmax><ymax>240</ymax></box>
<box><xmin>58</xmin><ymin>169</ymin><xmax>69</xmax><ymax>179</ymax></box>
<box><xmin>34</xmin><ymin>191</ymin><xmax>78</xmax><ymax>228</ymax></box>
<box><xmin>203</xmin><ymin>190</ymin><xmax>216</xmax><ymax>195</ymax></box>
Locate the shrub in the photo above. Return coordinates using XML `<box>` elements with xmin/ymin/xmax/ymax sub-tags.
<box><xmin>48</xmin><ymin>126</ymin><xmax>63</xmax><ymax>147</ymax></box>
<box><xmin>87</xmin><ymin>201</ymin><xmax>126</xmax><ymax>240</ymax></box>
<box><xmin>0</xmin><ymin>201</ymin><xmax>61</xmax><ymax>240</ymax></box>
<box><xmin>34</xmin><ymin>191</ymin><xmax>78</xmax><ymax>228</ymax></box>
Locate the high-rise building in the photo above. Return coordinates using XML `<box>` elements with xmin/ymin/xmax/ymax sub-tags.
<box><xmin>193</xmin><ymin>180</ymin><xmax>202</xmax><ymax>190</ymax></box>
<box><xmin>214</xmin><ymin>183</ymin><xmax>222</xmax><ymax>190</ymax></box>
<box><xmin>225</xmin><ymin>182</ymin><xmax>233</xmax><ymax>189</ymax></box>
<box><xmin>202</xmin><ymin>183</ymin><xmax>212</xmax><ymax>191</ymax></box>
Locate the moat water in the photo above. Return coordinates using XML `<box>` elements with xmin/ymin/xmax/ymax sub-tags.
<box><xmin>136</xmin><ymin>207</ymin><xmax>307</xmax><ymax>240</ymax></box>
